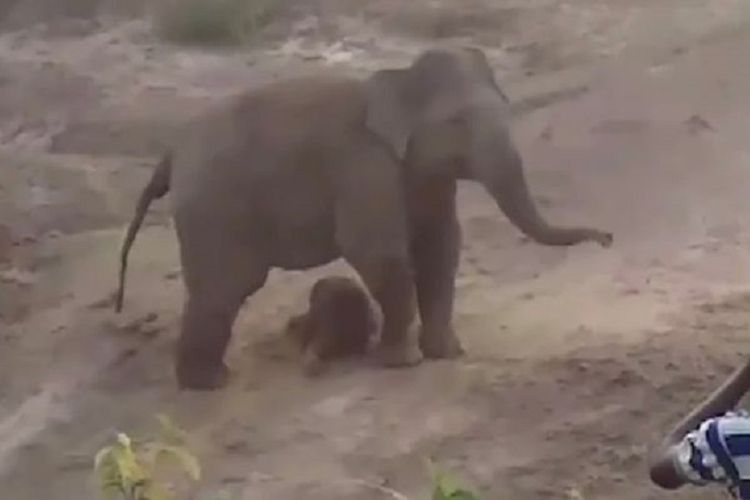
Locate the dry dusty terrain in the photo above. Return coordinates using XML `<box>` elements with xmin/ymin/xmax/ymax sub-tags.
<box><xmin>2</xmin><ymin>1</ymin><xmax>750</xmax><ymax>499</ymax></box>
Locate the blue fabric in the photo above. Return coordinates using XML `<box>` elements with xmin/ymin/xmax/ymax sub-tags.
<box><xmin>707</xmin><ymin>419</ymin><xmax>741</xmax><ymax>484</ymax></box>
<box><xmin>675</xmin><ymin>411</ymin><xmax>750</xmax><ymax>499</ymax></box>
<box><xmin>726</xmin><ymin>435</ymin><xmax>750</xmax><ymax>457</ymax></box>
<box><xmin>738</xmin><ymin>480</ymin><xmax>750</xmax><ymax>500</ymax></box>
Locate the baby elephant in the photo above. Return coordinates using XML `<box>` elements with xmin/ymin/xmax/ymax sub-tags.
<box><xmin>286</xmin><ymin>276</ymin><xmax>378</xmax><ymax>376</ymax></box>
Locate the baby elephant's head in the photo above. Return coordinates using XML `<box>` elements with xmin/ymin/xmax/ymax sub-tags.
<box><xmin>289</xmin><ymin>276</ymin><xmax>376</xmax><ymax>377</ymax></box>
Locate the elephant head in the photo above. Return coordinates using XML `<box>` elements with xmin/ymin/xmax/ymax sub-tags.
<box><xmin>364</xmin><ymin>47</ymin><xmax>612</xmax><ymax>247</ymax></box>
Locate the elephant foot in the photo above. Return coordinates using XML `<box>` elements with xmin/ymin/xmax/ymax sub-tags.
<box><xmin>376</xmin><ymin>339</ymin><xmax>423</xmax><ymax>368</ymax></box>
<box><xmin>420</xmin><ymin>328</ymin><xmax>465</xmax><ymax>359</ymax></box>
<box><xmin>176</xmin><ymin>362</ymin><xmax>230</xmax><ymax>391</ymax></box>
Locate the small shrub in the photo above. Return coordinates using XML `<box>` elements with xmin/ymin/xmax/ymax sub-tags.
<box><xmin>429</xmin><ymin>460</ymin><xmax>481</xmax><ymax>500</ymax></box>
<box><xmin>155</xmin><ymin>0</ymin><xmax>282</xmax><ymax>46</ymax></box>
<box><xmin>93</xmin><ymin>414</ymin><xmax>201</xmax><ymax>500</ymax></box>
<box><xmin>91</xmin><ymin>417</ymin><xmax>484</xmax><ymax>500</ymax></box>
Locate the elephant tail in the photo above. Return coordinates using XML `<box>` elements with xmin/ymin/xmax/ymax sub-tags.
<box><xmin>115</xmin><ymin>152</ymin><xmax>172</xmax><ymax>313</ymax></box>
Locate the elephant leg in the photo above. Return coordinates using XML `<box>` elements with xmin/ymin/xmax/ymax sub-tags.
<box><xmin>411</xmin><ymin>200</ymin><xmax>464</xmax><ymax>359</ymax></box>
<box><xmin>174</xmin><ymin>218</ymin><xmax>269</xmax><ymax>390</ymax></box>
<box><xmin>334</xmin><ymin>143</ymin><xmax>421</xmax><ymax>368</ymax></box>
<box><xmin>346</xmin><ymin>254</ymin><xmax>422</xmax><ymax>367</ymax></box>
<box><xmin>176</xmin><ymin>293</ymin><xmax>239</xmax><ymax>390</ymax></box>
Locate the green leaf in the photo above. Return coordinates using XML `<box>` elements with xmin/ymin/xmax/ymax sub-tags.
<box><xmin>93</xmin><ymin>432</ymin><xmax>148</xmax><ymax>498</ymax></box>
<box><xmin>94</xmin><ymin>445</ymin><xmax>115</xmax><ymax>473</ymax></box>
<box><xmin>150</xmin><ymin>444</ymin><xmax>201</xmax><ymax>481</ymax></box>
<box><xmin>113</xmin><ymin>435</ymin><xmax>148</xmax><ymax>488</ymax></box>
<box><xmin>431</xmin><ymin>470</ymin><xmax>460</xmax><ymax>498</ymax></box>
<box><xmin>427</xmin><ymin>459</ymin><xmax>481</xmax><ymax>500</ymax></box>
<box><xmin>446</xmin><ymin>490</ymin><xmax>481</xmax><ymax>500</ymax></box>
<box><xmin>155</xmin><ymin>414</ymin><xmax>188</xmax><ymax>445</ymax></box>
<box><xmin>94</xmin><ymin>445</ymin><xmax>127</xmax><ymax>499</ymax></box>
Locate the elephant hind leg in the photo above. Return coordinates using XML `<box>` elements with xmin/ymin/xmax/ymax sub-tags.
<box><xmin>176</xmin><ymin>274</ymin><xmax>269</xmax><ymax>389</ymax></box>
<box><xmin>175</xmin><ymin>227</ymin><xmax>269</xmax><ymax>390</ymax></box>
<box><xmin>177</xmin><ymin>295</ymin><xmax>238</xmax><ymax>390</ymax></box>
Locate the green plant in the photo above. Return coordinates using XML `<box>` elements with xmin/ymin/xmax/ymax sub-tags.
<box><xmin>428</xmin><ymin>460</ymin><xmax>481</xmax><ymax>500</ymax></box>
<box><xmin>93</xmin><ymin>414</ymin><xmax>201</xmax><ymax>500</ymax></box>
<box><xmin>155</xmin><ymin>0</ymin><xmax>282</xmax><ymax>46</ymax></box>
<box><xmin>92</xmin><ymin>417</ymin><xmax>484</xmax><ymax>500</ymax></box>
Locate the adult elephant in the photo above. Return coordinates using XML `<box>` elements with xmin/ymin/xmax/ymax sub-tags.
<box><xmin>116</xmin><ymin>46</ymin><xmax>612</xmax><ymax>391</ymax></box>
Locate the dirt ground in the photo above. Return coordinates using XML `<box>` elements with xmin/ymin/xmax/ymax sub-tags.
<box><xmin>2</xmin><ymin>1</ymin><xmax>750</xmax><ymax>499</ymax></box>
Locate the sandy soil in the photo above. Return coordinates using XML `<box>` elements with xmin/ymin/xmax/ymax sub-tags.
<box><xmin>2</xmin><ymin>1</ymin><xmax>750</xmax><ymax>499</ymax></box>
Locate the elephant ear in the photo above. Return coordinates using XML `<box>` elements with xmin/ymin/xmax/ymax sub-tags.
<box><xmin>364</xmin><ymin>68</ymin><xmax>416</xmax><ymax>160</ymax></box>
<box><xmin>365</xmin><ymin>48</ymin><xmax>491</xmax><ymax>159</ymax></box>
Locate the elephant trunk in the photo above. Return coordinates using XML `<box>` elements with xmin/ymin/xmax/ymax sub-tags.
<box><xmin>471</xmin><ymin>116</ymin><xmax>610</xmax><ymax>247</ymax></box>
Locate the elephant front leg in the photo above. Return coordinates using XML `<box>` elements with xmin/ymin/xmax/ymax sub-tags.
<box><xmin>350</xmin><ymin>256</ymin><xmax>423</xmax><ymax>367</ymax></box>
<box><xmin>334</xmin><ymin>142</ymin><xmax>422</xmax><ymax>368</ymax></box>
<box><xmin>412</xmin><ymin>216</ymin><xmax>464</xmax><ymax>359</ymax></box>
